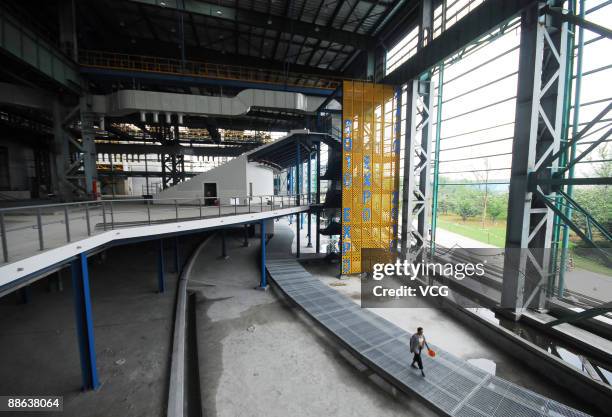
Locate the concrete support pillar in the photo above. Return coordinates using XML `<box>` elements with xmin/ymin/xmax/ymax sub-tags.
<box><xmin>259</xmin><ymin>220</ymin><xmax>267</xmax><ymax>288</ymax></box>
<box><xmin>158</xmin><ymin>240</ymin><xmax>166</xmax><ymax>293</ymax></box>
<box><xmin>71</xmin><ymin>253</ymin><xmax>100</xmax><ymax>391</ymax></box>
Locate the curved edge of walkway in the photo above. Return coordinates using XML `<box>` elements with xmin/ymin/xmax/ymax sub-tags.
<box><xmin>0</xmin><ymin>205</ymin><xmax>308</xmax><ymax>296</ymax></box>
<box><xmin>167</xmin><ymin>233</ymin><xmax>216</xmax><ymax>417</ymax></box>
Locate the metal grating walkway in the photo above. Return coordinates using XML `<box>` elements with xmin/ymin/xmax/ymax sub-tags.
<box><xmin>265</xmin><ymin>226</ymin><xmax>592</xmax><ymax>417</ymax></box>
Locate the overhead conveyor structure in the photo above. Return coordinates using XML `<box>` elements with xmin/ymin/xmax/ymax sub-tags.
<box><xmin>90</xmin><ymin>88</ymin><xmax>334</xmax><ymax>119</ymax></box>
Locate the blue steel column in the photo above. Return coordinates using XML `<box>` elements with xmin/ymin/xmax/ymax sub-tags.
<box><xmin>296</xmin><ymin>139</ymin><xmax>301</xmax><ymax>205</ymax></box>
<box><xmin>158</xmin><ymin>240</ymin><xmax>166</xmax><ymax>293</ymax></box>
<box><xmin>260</xmin><ymin>220</ymin><xmax>267</xmax><ymax>288</ymax></box>
<box><xmin>71</xmin><ymin>253</ymin><xmax>100</xmax><ymax>391</ymax></box>
<box><xmin>296</xmin><ymin>138</ymin><xmax>301</xmax><ymax>258</ymax></box>
<box><xmin>316</xmin><ymin>143</ymin><xmax>321</xmax><ymax>253</ymax></box>
<box><xmin>307</xmin><ymin>152</ymin><xmax>312</xmax><ymax>247</ymax></box>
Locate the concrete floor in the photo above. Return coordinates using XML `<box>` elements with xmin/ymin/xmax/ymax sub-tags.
<box><xmin>0</xmin><ymin>234</ymin><xmax>204</xmax><ymax>417</ymax></box>
<box><xmin>0</xmin><ymin>217</ymin><xmax>603</xmax><ymax>416</ymax></box>
<box><xmin>189</xmin><ymin>230</ymin><xmax>439</xmax><ymax>417</ymax></box>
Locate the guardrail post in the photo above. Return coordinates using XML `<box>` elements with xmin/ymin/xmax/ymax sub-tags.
<box><xmin>85</xmin><ymin>204</ymin><xmax>91</xmax><ymax>236</ymax></box>
<box><xmin>147</xmin><ymin>200</ymin><xmax>152</xmax><ymax>225</ymax></box>
<box><xmin>37</xmin><ymin>208</ymin><xmax>44</xmax><ymax>251</ymax></box>
<box><xmin>199</xmin><ymin>198</ymin><xmax>203</xmax><ymax>218</ymax></box>
<box><xmin>158</xmin><ymin>239</ymin><xmax>166</xmax><ymax>293</ymax></box>
<box><xmin>174</xmin><ymin>200</ymin><xmax>178</xmax><ymax>220</ymax></box>
<box><xmin>64</xmin><ymin>206</ymin><xmax>71</xmax><ymax>243</ymax></box>
<box><xmin>219</xmin><ymin>200</ymin><xmax>222</xmax><ymax>217</ymax></box>
<box><xmin>260</xmin><ymin>196</ymin><xmax>263</xmax><ymax>212</ymax></box>
<box><xmin>71</xmin><ymin>253</ymin><xmax>100</xmax><ymax>390</ymax></box>
<box><xmin>109</xmin><ymin>202</ymin><xmax>115</xmax><ymax>229</ymax></box>
<box><xmin>234</xmin><ymin>198</ymin><xmax>238</xmax><ymax>215</ymax></box>
<box><xmin>0</xmin><ymin>212</ymin><xmax>8</xmax><ymax>262</ymax></box>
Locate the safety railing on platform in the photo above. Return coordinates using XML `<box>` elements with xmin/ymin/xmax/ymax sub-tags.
<box><xmin>79</xmin><ymin>50</ymin><xmax>341</xmax><ymax>90</ymax></box>
<box><xmin>0</xmin><ymin>194</ymin><xmax>311</xmax><ymax>264</ymax></box>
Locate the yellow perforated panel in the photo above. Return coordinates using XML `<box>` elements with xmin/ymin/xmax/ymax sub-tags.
<box><xmin>342</xmin><ymin>81</ymin><xmax>400</xmax><ymax>274</ymax></box>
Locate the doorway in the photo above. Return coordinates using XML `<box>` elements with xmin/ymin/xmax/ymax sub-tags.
<box><xmin>203</xmin><ymin>182</ymin><xmax>218</xmax><ymax>206</ymax></box>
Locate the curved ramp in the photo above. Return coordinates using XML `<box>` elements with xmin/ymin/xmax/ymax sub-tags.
<box><xmin>265</xmin><ymin>225</ymin><xmax>592</xmax><ymax>417</ymax></box>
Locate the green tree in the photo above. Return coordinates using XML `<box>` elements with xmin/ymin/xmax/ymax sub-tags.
<box><xmin>456</xmin><ymin>193</ymin><xmax>481</xmax><ymax>221</ymax></box>
<box><xmin>487</xmin><ymin>194</ymin><xmax>508</xmax><ymax>223</ymax></box>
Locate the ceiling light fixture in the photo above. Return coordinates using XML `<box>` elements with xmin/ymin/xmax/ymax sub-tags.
<box><xmin>216</xmin><ymin>9</ymin><xmax>222</xmax><ymax>15</ymax></box>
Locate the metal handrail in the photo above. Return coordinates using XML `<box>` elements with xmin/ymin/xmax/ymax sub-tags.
<box><xmin>78</xmin><ymin>49</ymin><xmax>353</xmax><ymax>90</ymax></box>
<box><xmin>0</xmin><ymin>194</ymin><xmax>310</xmax><ymax>264</ymax></box>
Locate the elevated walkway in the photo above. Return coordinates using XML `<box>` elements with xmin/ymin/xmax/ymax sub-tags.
<box><xmin>0</xmin><ymin>195</ymin><xmax>309</xmax><ymax>295</ymax></box>
<box><xmin>265</xmin><ymin>225</ymin><xmax>593</xmax><ymax>417</ymax></box>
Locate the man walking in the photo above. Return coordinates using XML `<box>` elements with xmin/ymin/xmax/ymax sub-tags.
<box><xmin>410</xmin><ymin>327</ymin><xmax>429</xmax><ymax>377</ymax></box>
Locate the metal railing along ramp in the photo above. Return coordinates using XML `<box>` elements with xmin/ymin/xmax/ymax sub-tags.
<box><xmin>265</xmin><ymin>227</ymin><xmax>592</xmax><ymax>417</ymax></box>
<box><xmin>0</xmin><ymin>194</ymin><xmax>310</xmax><ymax>295</ymax></box>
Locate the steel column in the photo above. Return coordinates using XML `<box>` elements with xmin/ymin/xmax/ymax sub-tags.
<box><xmin>80</xmin><ymin>101</ymin><xmax>98</xmax><ymax>197</ymax></box>
<box><xmin>502</xmin><ymin>3</ymin><xmax>568</xmax><ymax>316</ymax></box>
<box><xmin>71</xmin><ymin>253</ymin><xmax>100</xmax><ymax>391</ymax></box>
<box><xmin>401</xmin><ymin>78</ymin><xmax>434</xmax><ymax>261</ymax></box>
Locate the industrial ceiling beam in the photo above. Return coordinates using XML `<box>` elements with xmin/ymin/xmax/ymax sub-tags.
<box><xmin>383</xmin><ymin>0</ymin><xmax>537</xmax><ymax>85</ymax></box>
<box><xmin>125</xmin><ymin>0</ymin><xmax>377</xmax><ymax>50</ymax></box>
